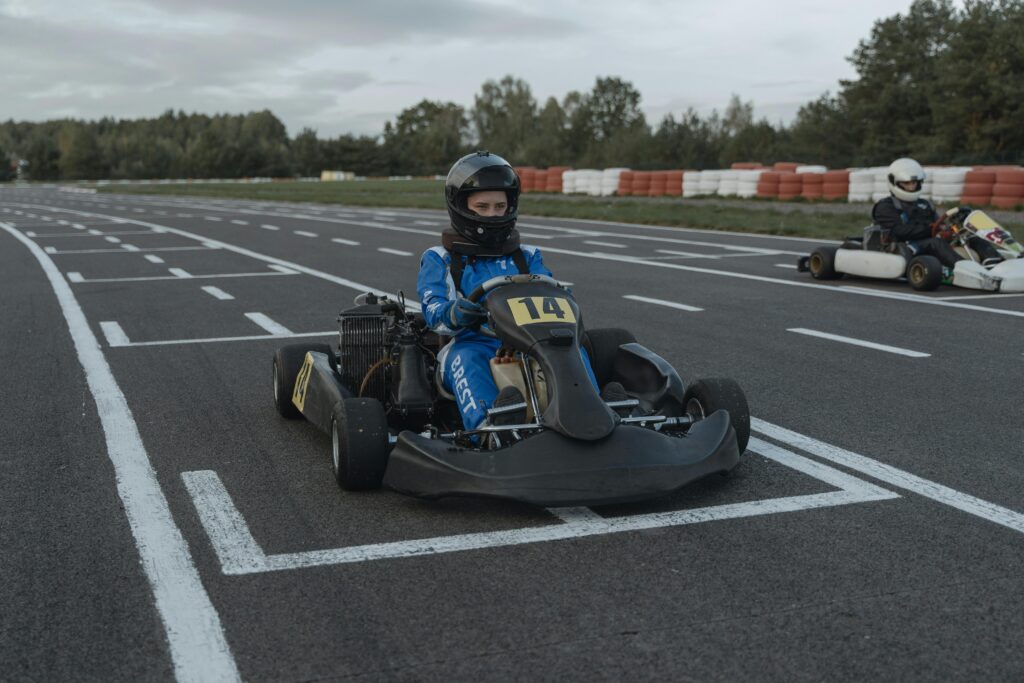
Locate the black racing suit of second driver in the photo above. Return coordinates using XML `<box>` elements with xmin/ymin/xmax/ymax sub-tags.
<box><xmin>871</xmin><ymin>196</ymin><xmax>1000</xmax><ymax>268</ymax></box>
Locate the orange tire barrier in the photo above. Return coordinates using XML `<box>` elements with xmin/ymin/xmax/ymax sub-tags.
<box><xmin>964</xmin><ymin>170</ymin><xmax>996</xmax><ymax>184</ymax></box>
<box><xmin>801</xmin><ymin>172</ymin><xmax>824</xmax><ymax>200</ymax></box>
<box><xmin>776</xmin><ymin>172</ymin><xmax>801</xmax><ymax>200</ymax></box>
<box><xmin>823</xmin><ymin>170</ymin><xmax>850</xmax><ymax>183</ymax></box>
<box><xmin>617</xmin><ymin>171</ymin><xmax>635</xmax><ymax>195</ymax></box>
<box><xmin>995</xmin><ymin>169</ymin><xmax>1024</xmax><ymax>185</ymax></box>
<box><xmin>961</xmin><ymin>182</ymin><xmax>995</xmax><ymax>196</ymax></box>
<box><xmin>648</xmin><ymin>171</ymin><xmax>668</xmax><ymax>197</ymax></box>
<box><xmin>990</xmin><ymin>196</ymin><xmax>1023</xmax><ymax>209</ymax></box>
<box><xmin>959</xmin><ymin>194</ymin><xmax>993</xmax><ymax>206</ymax></box>
<box><xmin>773</xmin><ymin>162</ymin><xmax>800</xmax><ymax>173</ymax></box>
<box><xmin>545</xmin><ymin>166</ymin><xmax>570</xmax><ymax>193</ymax></box>
<box><xmin>631</xmin><ymin>171</ymin><xmax>652</xmax><ymax>195</ymax></box>
<box><xmin>516</xmin><ymin>167</ymin><xmax>536</xmax><ymax>193</ymax></box>
<box><xmin>532</xmin><ymin>170</ymin><xmax>547</xmax><ymax>193</ymax></box>
<box><xmin>664</xmin><ymin>170</ymin><xmax>683</xmax><ymax>196</ymax></box>
<box><xmin>730</xmin><ymin>162</ymin><xmax>762</xmax><ymax>170</ymax></box>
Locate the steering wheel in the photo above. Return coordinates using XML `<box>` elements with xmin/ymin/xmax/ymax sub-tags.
<box><xmin>465</xmin><ymin>274</ymin><xmax>565</xmax><ymax>338</ymax></box>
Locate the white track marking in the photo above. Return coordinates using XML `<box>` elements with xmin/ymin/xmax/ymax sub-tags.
<box><xmin>244</xmin><ymin>312</ymin><xmax>293</xmax><ymax>335</ymax></box>
<box><xmin>177</xmin><ymin>213</ymin><xmax>192</xmax><ymax>218</ymax></box>
<box><xmin>144</xmin><ymin>255</ymin><xmax>165</xmax><ymax>264</ymax></box>
<box><xmin>937</xmin><ymin>292</ymin><xmax>1024</xmax><ymax>301</ymax></box>
<box><xmin>787</xmin><ymin>328</ymin><xmax>930</xmax><ymax>358</ymax></box>
<box><xmin>201</xmin><ymin>241</ymin><xmax>221</xmax><ymax>249</ymax></box>
<box><xmin>25</xmin><ymin>231</ymin><xmax>36</xmax><ymax>236</ymax></box>
<box><xmin>413</xmin><ymin>220</ymin><xmax>440</xmax><ymax>226</ymax></box>
<box><xmin>775</xmin><ymin>263</ymin><xmax>797</xmax><ymax>269</ymax></box>
<box><xmin>517</xmin><ymin>233</ymin><xmax>554</xmax><ymax>240</ymax></box>
<box><xmin>293</xmin><ymin>230</ymin><xmax>318</xmax><ymax>237</ymax></box>
<box><xmin>121</xmin><ymin>244</ymin><xmax>140</xmax><ymax>252</ymax></box>
<box><xmin>182</xmin><ymin>439</ymin><xmax>895</xmax><ymax>573</ymax></box>
<box><xmin>168</xmin><ymin>268</ymin><xmax>193</xmax><ymax>278</ymax></box>
<box><xmin>44</xmin><ymin>246</ymin><xmax>56</xmax><ymax>253</ymax></box>
<box><xmin>622</xmin><ymin>295</ymin><xmax>703</xmax><ymax>312</ymax></box>
<box><xmin>331</xmin><ymin>238</ymin><xmax>360</xmax><ymax>246</ymax></box>
<box><xmin>110</xmin><ymin>330</ymin><xmax>338</xmax><ymax>348</ymax></box>
<box><xmin>88</xmin><ymin>229</ymin><xmax>103</xmax><ymax>235</ymax></box>
<box><xmin>753</xmin><ymin>418</ymin><xmax>1024</xmax><ymax>535</ymax></box>
<box><xmin>0</xmin><ymin>222</ymin><xmax>240</xmax><ymax>681</ymax></box>
<box><xmin>7</xmin><ymin>203</ymin><xmax>423</xmax><ymax>309</ymax></box>
<box><xmin>72</xmin><ymin>223</ymin><xmax>85</xmax><ymax>229</ymax></box>
<box><xmin>99</xmin><ymin>321</ymin><xmax>131</xmax><ymax>347</ymax></box>
<box><xmin>584</xmin><ymin>240</ymin><xmax>628</xmax><ymax>249</ymax></box>
<box><xmin>67</xmin><ymin>271</ymin><xmax>84</xmax><ymax>283</ymax></box>
<box><xmin>44</xmin><ymin>246</ymin><xmax>215</xmax><ymax>255</ymax></box>
<box><xmin>230</xmin><ymin>219</ymin><xmax>248</xmax><ymax>225</ymax></box>
<box><xmin>373</xmin><ymin>216</ymin><xmax>395</xmax><ymax>221</ymax></box>
<box><xmin>259</xmin><ymin>224</ymin><xmax>279</xmax><ymax>231</ymax></box>
<box><xmin>267</xmin><ymin>264</ymin><xmax>298</xmax><ymax>274</ymax></box>
<box><xmin>656</xmin><ymin>248</ymin><xmax>721</xmax><ymax>259</ymax></box>
<box><xmin>104</xmin><ymin>236</ymin><xmax>121</xmax><ymax>243</ymax></box>
<box><xmin>68</xmin><ymin>270</ymin><xmax>298</xmax><ymax>284</ymax></box>
<box><xmin>378</xmin><ymin>247</ymin><xmax>413</xmax><ymax>256</ymax></box>
<box><xmin>204</xmin><ymin>216</ymin><xmax>222</xmax><ymax>222</ymax></box>
<box><xmin>201</xmin><ymin>286</ymin><xmax>235</xmax><ymax>301</ymax></box>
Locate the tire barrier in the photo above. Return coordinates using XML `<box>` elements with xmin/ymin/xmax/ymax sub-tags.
<box><xmin>519</xmin><ymin>163</ymin><xmax>1024</xmax><ymax>208</ymax></box>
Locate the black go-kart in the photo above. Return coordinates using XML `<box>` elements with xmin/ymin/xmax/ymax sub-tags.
<box><xmin>273</xmin><ymin>274</ymin><xmax>749</xmax><ymax>507</ymax></box>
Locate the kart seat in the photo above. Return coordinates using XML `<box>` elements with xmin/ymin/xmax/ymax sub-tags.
<box><xmin>863</xmin><ymin>224</ymin><xmax>893</xmax><ymax>252</ymax></box>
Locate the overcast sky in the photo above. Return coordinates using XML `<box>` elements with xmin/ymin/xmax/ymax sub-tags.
<box><xmin>1</xmin><ymin>0</ymin><xmax>926</xmax><ymax>138</ymax></box>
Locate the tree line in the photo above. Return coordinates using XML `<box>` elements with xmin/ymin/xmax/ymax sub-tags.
<box><xmin>1</xmin><ymin>0</ymin><xmax>1021</xmax><ymax>182</ymax></box>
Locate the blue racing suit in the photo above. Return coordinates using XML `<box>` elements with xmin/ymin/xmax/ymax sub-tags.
<box><xmin>417</xmin><ymin>245</ymin><xmax>598</xmax><ymax>430</ymax></box>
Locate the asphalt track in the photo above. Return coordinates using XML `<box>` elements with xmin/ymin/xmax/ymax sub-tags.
<box><xmin>1</xmin><ymin>185</ymin><xmax>1022</xmax><ymax>681</ymax></box>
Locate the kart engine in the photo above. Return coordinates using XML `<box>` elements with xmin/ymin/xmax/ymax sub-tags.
<box><xmin>337</xmin><ymin>297</ymin><xmax>391</xmax><ymax>404</ymax></box>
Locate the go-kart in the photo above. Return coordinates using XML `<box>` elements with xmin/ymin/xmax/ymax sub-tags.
<box><xmin>272</xmin><ymin>274</ymin><xmax>749</xmax><ymax>507</ymax></box>
<box><xmin>796</xmin><ymin>207</ymin><xmax>1024</xmax><ymax>292</ymax></box>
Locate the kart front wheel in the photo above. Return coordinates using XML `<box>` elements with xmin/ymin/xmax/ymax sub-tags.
<box><xmin>682</xmin><ymin>378</ymin><xmax>750</xmax><ymax>454</ymax></box>
<box><xmin>331</xmin><ymin>398</ymin><xmax>390</xmax><ymax>491</ymax></box>
<box><xmin>273</xmin><ymin>343</ymin><xmax>334</xmax><ymax>419</ymax></box>
<box><xmin>808</xmin><ymin>247</ymin><xmax>842</xmax><ymax>280</ymax></box>
<box><xmin>907</xmin><ymin>255</ymin><xmax>943</xmax><ymax>291</ymax></box>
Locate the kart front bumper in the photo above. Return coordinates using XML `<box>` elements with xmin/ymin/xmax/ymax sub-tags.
<box><xmin>383</xmin><ymin>410</ymin><xmax>741</xmax><ymax>507</ymax></box>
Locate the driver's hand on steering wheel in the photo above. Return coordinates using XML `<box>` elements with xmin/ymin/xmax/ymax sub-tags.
<box><xmin>448</xmin><ymin>297</ymin><xmax>487</xmax><ymax>329</ymax></box>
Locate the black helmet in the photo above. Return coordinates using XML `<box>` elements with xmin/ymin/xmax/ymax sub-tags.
<box><xmin>445</xmin><ymin>151</ymin><xmax>520</xmax><ymax>249</ymax></box>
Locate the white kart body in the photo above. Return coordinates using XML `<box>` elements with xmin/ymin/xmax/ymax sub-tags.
<box><xmin>953</xmin><ymin>259</ymin><xmax>1024</xmax><ymax>292</ymax></box>
<box><xmin>834</xmin><ymin>250</ymin><xmax>907</xmax><ymax>279</ymax></box>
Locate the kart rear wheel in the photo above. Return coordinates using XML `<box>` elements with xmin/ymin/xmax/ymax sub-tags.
<box><xmin>273</xmin><ymin>343</ymin><xmax>333</xmax><ymax>419</ymax></box>
<box><xmin>331</xmin><ymin>398</ymin><xmax>390</xmax><ymax>491</ymax></box>
<box><xmin>907</xmin><ymin>255</ymin><xmax>943</xmax><ymax>291</ymax></box>
<box><xmin>808</xmin><ymin>247</ymin><xmax>841</xmax><ymax>280</ymax></box>
<box><xmin>582</xmin><ymin>328</ymin><xmax>637</xmax><ymax>386</ymax></box>
<box><xmin>682</xmin><ymin>378</ymin><xmax>750</xmax><ymax>454</ymax></box>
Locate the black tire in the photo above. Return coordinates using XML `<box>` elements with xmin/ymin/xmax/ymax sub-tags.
<box><xmin>682</xmin><ymin>378</ymin><xmax>750</xmax><ymax>454</ymax></box>
<box><xmin>907</xmin><ymin>255</ymin><xmax>943</xmax><ymax>291</ymax></box>
<box><xmin>273</xmin><ymin>343</ymin><xmax>334</xmax><ymax>419</ymax></box>
<box><xmin>331</xmin><ymin>398</ymin><xmax>390</xmax><ymax>491</ymax></box>
<box><xmin>582</xmin><ymin>328</ymin><xmax>637</xmax><ymax>387</ymax></box>
<box><xmin>808</xmin><ymin>247</ymin><xmax>842</xmax><ymax>280</ymax></box>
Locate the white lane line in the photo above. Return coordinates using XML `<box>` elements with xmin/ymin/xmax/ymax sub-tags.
<box><xmin>144</xmin><ymin>255</ymin><xmax>165</xmax><ymax>264</ymax></box>
<box><xmin>378</xmin><ymin>247</ymin><xmax>413</xmax><ymax>256</ymax></box>
<box><xmin>67</xmin><ymin>271</ymin><xmax>298</xmax><ymax>284</ymax></box>
<box><xmin>40</xmin><ymin>216</ymin><xmax>52</xmax><ymax>222</ymax></box>
<box><xmin>205</xmin><ymin>216</ymin><xmax>222</xmax><ymax>222</ymax></box>
<box><xmin>44</xmin><ymin>246</ymin><xmax>56</xmax><ymax>254</ymax></box>
<box><xmin>517</xmin><ymin>232</ymin><xmax>554</xmax><ymax>240</ymax></box>
<box><xmin>622</xmin><ymin>294</ymin><xmax>703</xmax><ymax>312</ymax></box>
<box><xmin>168</xmin><ymin>268</ymin><xmax>193</xmax><ymax>278</ymax></box>
<box><xmin>259</xmin><ymin>224</ymin><xmax>280</xmax><ymax>231</ymax></box>
<box><xmin>293</xmin><ymin>230</ymin><xmax>318</xmax><ymax>238</ymax></box>
<box><xmin>656</xmin><ymin>248</ymin><xmax>720</xmax><ymax>259</ymax></box>
<box><xmin>0</xmin><ymin>222</ymin><xmax>241</xmax><ymax>682</ymax></box>
<box><xmin>267</xmin><ymin>264</ymin><xmax>298</xmax><ymax>274</ymax></box>
<box><xmin>182</xmin><ymin>438</ymin><xmax>895</xmax><ymax>573</ymax></box>
<box><xmin>584</xmin><ymin>240</ymin><xmax>628</xmax><ymax>249</ymax></box>
<box><xmin>133</xmin><ymin>208</ymin><xmax>145</xmax><ymax>213</ymax></box>
<box><xmin>45</xmin><ymin>246</ymin><xmax>215</xmax><ymax>255</ymax></box>
<box><xmin>88</xmin><ymin>229</ymin><xmax>103</xmax><ymax>235</ymax></box>
<box><xmin>753</xmin><ymin>418</ymin><xmax>1024</xmax><ymax>536</ymax></box>
<box><xmin>230</xmin><ymin>219</ymin><xmax>249</xmax><ymax>225</ymax></box>
<box><xmin>775</xmin><ymin>263</ymin><xmax>797</xmax><ymax>269</ymax></box>
<box><xmin>201</xmin><ymin>286</ymin><xmax>235</xmax><ymax>301</ymax></box>
<box><xmin>99</xmin><ymin>321</ymin><xmax>131</xmax><ymax>347</ymax></box>
<box><xmin>177</xmin><ymin>213</ymin><xmax>192</xmax><ymax>218</ymax></box>
<box><xmin>111</xmin><ymin>330</ymin><xmax>335</xmax><ymax>348</ymax></box>
<box><xmin>67</xmin><ymin>271</ymin><xmax>84</xmax><ymax>283</ymax></box>
<box><xmin>937</xmin><ymin>292</ymin><xmax>1024</xmax><ymax>301</ymax></box>
<box><xmin>5</xmin><ymin>204</ymin><xmax>420</xmax><ymax>310</ymax></box>
<box><xmin>121</xmin><ymin>244</ymin><xmax>140</xmax><ymax>252</ymax></box>
<box><xmin>373</xmin><ymin>216</ymin><xmax>395</xmax><ymax>222</ymax></box>
<box><xmin>331</xmin><ymin>238</ymin><xmax>360</xmax><ymax>246</ymax></box>
<box><xmin>787</xmin><ymin>328</ymin><xmax>930</xmax><ymax>358</ymax></box>
<box><xmin>25</xmin><ymin>230</ymin><xmax>36</xmax><ymax>237</ymax></box>
<box><xmin>244</xmin><ymin>312</ymin><xmax>294</xmax><ymax>336</ymax></box>
<box><xmin>104</xmin><ymin>236</ymin><xmax>121</xmax><ymax>244</ymax></box>
<box><xmin>72</xmin><ymin>223</ymin><xmax>85</xmax><ymax>229</ymax></box>
<box><xmin>413</xmin><ymin>220</ymin><xmax>440</xmax><ymax>226</ymax></box>
<box><xmin>56</xmin><ymin>219</ymin><xmax>69</xmax><ymax>225</ymax></box>
<box><xmin>201</xmin><ymin>241</ymin><xmax>221</xmax><ymax>249</ymax></box>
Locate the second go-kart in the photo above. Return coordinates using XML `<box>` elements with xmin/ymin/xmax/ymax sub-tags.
<box><xmin>273</xmin><ymin>274</ymin><xmax>749</xmax><ymax>507</ymax></box>
<box><xmin>796</xmin><ymin>207</ymin><xmax>1024</xmax><ymax>292</ymax></box>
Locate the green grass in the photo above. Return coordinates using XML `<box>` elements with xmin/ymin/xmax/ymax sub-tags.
<box><xmin>99</xmin><ymin>180</ymin><xmax>879</xmax><ymax>239</ymax></box>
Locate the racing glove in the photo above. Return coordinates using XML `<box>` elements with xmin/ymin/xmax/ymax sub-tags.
<box><xmin>447</xmin><ymin>297</ymin><xmax>486</xmax><ymax>329</ymax></box>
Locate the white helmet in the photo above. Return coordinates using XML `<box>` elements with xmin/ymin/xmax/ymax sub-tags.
<box><xmin>887</xmin><ymin>158</ymin><xmax>926</xmax><ymax>202</ymax></box>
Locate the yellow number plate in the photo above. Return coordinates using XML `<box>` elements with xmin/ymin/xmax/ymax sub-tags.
<box><xmin>292</xmin><ymin>352</ymin><xmax>314</xmax><ymax>412</ymax></box>
<box><xmin>507</xmin><ymin>297</ymin><xmax>577</xmax><ymax>326</ymax></box>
